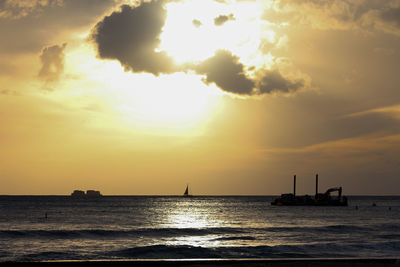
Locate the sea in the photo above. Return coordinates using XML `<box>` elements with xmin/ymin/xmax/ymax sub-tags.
<box><xmin>0</xmin><ymin>195</ymin><xmax>399</xmax><ymax>262</ymax></box>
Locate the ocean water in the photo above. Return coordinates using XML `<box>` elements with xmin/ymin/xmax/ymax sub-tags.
<box><xmin>0</xmin><ymin>196</ymin><xmax>399</xmax><ymax>261</ymax></box>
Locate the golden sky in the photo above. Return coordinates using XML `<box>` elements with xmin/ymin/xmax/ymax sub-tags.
<box><xmin>1</xmin><ymin>0</ymin><xmax>400</xmax><ymax>195</ymax></box>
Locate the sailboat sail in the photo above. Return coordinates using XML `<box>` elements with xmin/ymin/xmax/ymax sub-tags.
<box><xmin>184</xmin><ymin>185</ymin><xmax>189</xmax><ymax>196</ymax></box>
<box><xmin>183</xmin><ymin>184</ymin><xmax>191</xmax><ymax>197</ymax></box>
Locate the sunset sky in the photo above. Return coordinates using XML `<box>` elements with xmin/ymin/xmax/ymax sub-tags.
<box><xmin>1</xmin><ymin>0</ymin><xmax>400</xmax><ymax>195</ymax></box>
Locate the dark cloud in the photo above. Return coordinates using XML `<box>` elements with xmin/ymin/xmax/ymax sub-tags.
<box><xmin>194</xmin><ymin>50</ymin><xmax>305</xmax><ymax>96</ymax></box>
<box><xmin>91</xmin><ymin>1</ymin><xmax>177</xmax><ymax>75</ymax></box>
<box><xmin>214</xmin><ymin>13</ymin><xmax>235</xmax><ymax>26</ymax></box>
<box><xmin>90</xmin><ymin>2</ymin><xmax>305</xmax><ymax>96</ymax></box>
<box><xmin>192</xmin><ymin>19</ymin><xmax>202</xmax><ymax>28</ymax></box>
<box><xmin>380</xmin><ymin>7</ymin><xmax>400</xmax><ymax>27</ymax></box>
<box><xmin>38</xmin><ymin>43</ymin><xmax>67</xmax><ymax>82</ymax></box>
<box><xmin>195</xmin><ymin>50</ymin><xmax>255</xmax><ymax>95</ymax></box>
<box><xmin>257</xmin><ymin>70</ymin><xmax>304</xmax><ymax>94</ymax></box>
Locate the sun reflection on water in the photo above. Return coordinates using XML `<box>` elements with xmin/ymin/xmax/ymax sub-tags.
<box><xmin>153</xmin><ymin>197</ymin><xmax>287</xmax><ymax>248</ymax></box>
<box><xmin>162</xmin><ymin>199</ymin><xmax>225</xmax><ymax>247</ymax></box>
<box><xmin>165</xmin><ymin>200</ymin><xmax>220</xmax><ymax>229</ymax></box>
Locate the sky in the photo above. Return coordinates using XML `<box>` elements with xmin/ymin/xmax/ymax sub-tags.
<box><xmin>1</xmin><ymin>0</ymin><xmax>400</xmax><ymax>195</ymax></box>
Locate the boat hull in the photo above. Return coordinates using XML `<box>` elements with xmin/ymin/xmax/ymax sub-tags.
<box><xmin>271</xmin><ymin>201</ymin><xmax>348</xmax><ymax>206</ymax></box>
<box><xmin>271</xmin><ymin>196</ymin><xmax>348</xmax><ymax>206</ymax></box>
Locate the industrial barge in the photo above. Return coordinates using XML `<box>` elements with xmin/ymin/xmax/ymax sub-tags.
<box><xmin>271</xmin><ymin>174</ymin><xmax>348</xmax><ymax>206</ymax></box>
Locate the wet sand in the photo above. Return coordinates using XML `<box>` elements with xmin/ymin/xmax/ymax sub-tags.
<box><xmin>2</xmin><ymin>258</ymin><xmax>400</xmax><ymax>266</ymax></box>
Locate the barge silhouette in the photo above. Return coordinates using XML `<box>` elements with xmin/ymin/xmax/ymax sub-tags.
<box><xmin>271</xmin><ymin>174</ymin><xmax>348</xmax><ymax>206</ymax></box>
<box><xmin>70</xmin><ymin>190</ymin><xmax>102</xmax><ymax>198</ymax></box>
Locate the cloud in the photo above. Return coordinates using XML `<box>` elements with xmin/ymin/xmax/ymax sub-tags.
<box><xmin>91</xmin><ymin>1</ymin><xmax>177</xmax><ymax>75</ymax></box>
<box><xmin>192</xmin><ymin>19</ymin><xmax>202</xmax><ymax>28</ymax></box>
<box><xmin>214</xmin><ymin>13</ymin><xmax>235</xmax><ymax>26</ymax></box>
<box><xmin>257</xmin><ymin>70</ymin><xmax>304</xmax><ymax>94</ymax></box>
<box><xmin>0</xmin><ymin>0</ymin><xmax>115</xmax><ymax>54</ymax></box>
<box><xmin>380</xmin><ymin>7</ymin><xmax>400</xmax><ymax>26</ymax></box>
<box><xmin>38</xmin><ymin>43</ymin><xmax>67</xmax><ymax>82</ymax></box>
<box><xmin>90</xmin><ymin>1</ymin><xmax>306</xmax><ymax>96</ymax></box>
<box><xmin>0</xmin><ymin>0</ymin><xmax>63</xmax><ymax>19</ymax></box>
<box><xmin>195</xmin><ymin>50</ymin><xmax>304</xmax><ymax>96</ymax></box>
<box><xmin>0</xmin><ymin>89</ymin><xmax>18</xmax><ymax>95</ymax></box>
<box><xmin>345</xmin><ymin>104</ymin><xmax>400</xmax><ymax>121</ymax></box>
<box><xmin>195</xmin><ymin>50</ymin><xmax>255</xmax><ymax>95</ymax></box>
<box><xmin>267</xmin><ymin>0</ymin><xmax>400</xmax><ymax>36</ymax></box>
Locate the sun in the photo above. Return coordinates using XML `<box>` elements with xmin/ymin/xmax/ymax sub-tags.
<box><xmin>159</xmin><ymin>0</ymin><xmax>268</xmax><ymax>67</ymax></box>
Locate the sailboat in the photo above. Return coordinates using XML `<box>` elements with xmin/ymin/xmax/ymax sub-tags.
<box><xmin>183</xmin><ymin>184</ymin><xmax>192</xmax><ymax>197</ymax></box>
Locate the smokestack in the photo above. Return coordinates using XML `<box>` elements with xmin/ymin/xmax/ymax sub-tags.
<box><xmin>315</xmin><ymin>174</ymin><xmax>319</xmax><ymax>197</ymax></box>
<box><xmin>293</xmin><ymin>174</ymin><xmax>296</xmax><ymax>197</ymax></box>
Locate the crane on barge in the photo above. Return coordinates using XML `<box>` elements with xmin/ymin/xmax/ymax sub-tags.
<box><xmin>271</xmin><ymin>174</ymin><xmax>348</xmax><ymax>206</ymax></box>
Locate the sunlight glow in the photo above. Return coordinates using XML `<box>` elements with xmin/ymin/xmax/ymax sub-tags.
<box><xmin>160</xmin><ymin>0</ymin><xmax>270</xmax><ymax>67</ymax></box>
<box><xmin>60</xmin><ymin>44</ymin><xmax>222</xmax><ymax>135</ymax></box>
<box><xmin>113</xmin><ymin>72</ymin><xmax>223</xmax><ymax>135</ymax></box>
<box><xmin>47</xmin><ymin>0</ymin><xmax>278</xmax><ymax>135</ymax></box>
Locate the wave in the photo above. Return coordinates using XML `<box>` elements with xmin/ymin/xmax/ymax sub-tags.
<box><xmin>107</xmin><ymin>242</ymin><xmax>400</xmax><ymax>259</ymax></box>
<box><xmin>0</xmin><ymin>227</ymin><xmax>245</xmax><ymax>240</ymax></box>
<box><xmin>213</xmin><ymin>236</ymin><xmax>257</xmax><ymax>241</ymax></box>
<box><xmin>4</xmin><ymin>241</ymin><xmax>400</xmax><ymax>261</ymax></box>
<box><xmin>17</xmin><ymin>251</ymin><xmax>82</xmax><ymax>262</ymax></box>
<box><xmin>7</xmin><ymin>241</ymin><xmax>400</xmax><ymax>262</ymax></box>
<box><xmin>378</xmin><ymin>234</ymin><xmax>400</xmax><ymax>239</ymax></box>
<box><xmin>108</xmin><ymin>244</ymin><xmax>313</xmax><ymax>259</ymax></box>
<box><xmin>377</xmin><ymin>223</ymin><xmax>400</xmax><ymax>231</ymax></box>
<box><xmin>0</xmin><ymin>224</ymin><xmax>381</xmax><ymax>240</ymax></box>
<box><xmin>258</xmin><ymin>224</ymin><xmax>370</xmax><ymax>233</ymax></box>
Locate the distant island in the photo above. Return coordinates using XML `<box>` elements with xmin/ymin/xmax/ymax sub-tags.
<box><xmin>70</xmin><ymin>190</ymin><xmax>102</xmax><ymax>198</ymax></box>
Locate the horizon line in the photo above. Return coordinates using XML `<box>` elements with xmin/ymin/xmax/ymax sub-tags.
<box><xmin>0</xmin><ymin>194</ymin><xmax>399</xmax><ymax>197</ymax></box>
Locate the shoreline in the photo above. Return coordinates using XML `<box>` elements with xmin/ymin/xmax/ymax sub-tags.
<box><xmin>1</xmin><ymin>195</ymin><xmax>400</xmax><ymax>197</ymax></box>
<box><xmin>2</xmin><ymin>258</ymin><xmax>400</xmax><ymax>266</ymax></box>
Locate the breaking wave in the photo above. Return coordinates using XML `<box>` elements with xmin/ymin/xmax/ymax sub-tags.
<box><xmin>0</xmin><ymin>224</ymin><xmax>374</xmax><ymax>240</ymax></box>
